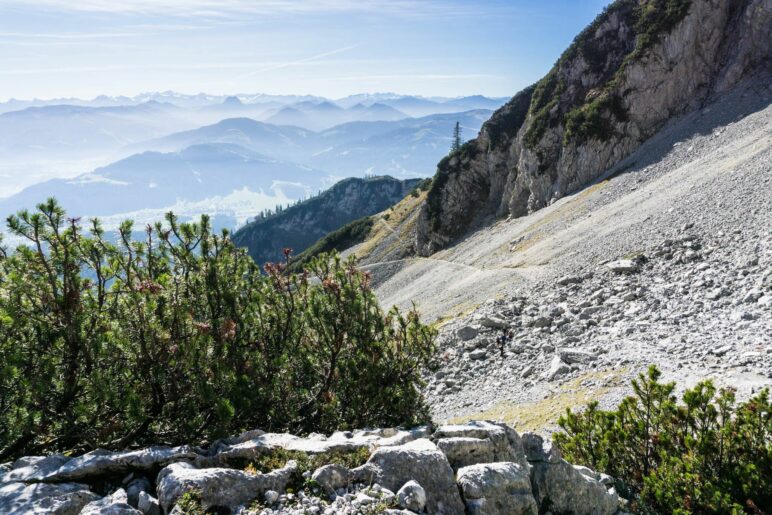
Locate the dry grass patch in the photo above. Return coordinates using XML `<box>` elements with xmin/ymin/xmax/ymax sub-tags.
<box><xmin>355</xmin><ymin>191</ymin><xmax>426</xmax><ymax>260</ymax></box>
<box><xmin>449</xmin><ymin>368</ymin><xmax>626</xmax><ymax>433</ymax></box>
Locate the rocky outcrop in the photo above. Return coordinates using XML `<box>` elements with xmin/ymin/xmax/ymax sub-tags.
<box><xmin>431</xmin><ymin>421</ymin><xmax>529</xmax><ymax>470</ymax></box>
<box><xmin>0</xmin><ymin>421</ymin><xmax>624</xmax><ymax>514</ymax></box>
<box><xmin>200</xmin><ymin>426</ymin><xmax>430</xmax><ymax>467</ymax></box>
<box><xmin>523</xmin><ymin>433</ymin><xmax>619</xmax><ymax>515</ymax></box>
<box><xmin>417</xmin><ymin>0</ymin><xmax>771</xmax><ymax>254</ymax></box>
<box><xmin>352</xmin><ymin>438</ymin><xmax>466</xmax><ymax>514</ymax></box>
<box><xmin>156</xmin><ymin>460</ymin><xmax>298</xmax><ymax>512</ymax></box>
<box><xmin>0</xmin><ymin>481</ymin><xmax>99</xmax><ymax>514</ymax></box>
<box><xmin>457</xmin><ymin>462</ymin><xmax>538</xmax><ymax>515</ymax></box>
<box><xmin>0</xmin><ymin>447</ymin><xmax>198</xmax><ymax>485</ymax></box>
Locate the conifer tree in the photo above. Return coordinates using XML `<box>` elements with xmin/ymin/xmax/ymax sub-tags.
<box><xmin>451</xmin><ymin>121</ymin><xmax>461</xmax><ymax>153</ymax></box>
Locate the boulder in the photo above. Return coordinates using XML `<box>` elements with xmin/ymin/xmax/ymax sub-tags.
<box><xmin>156</xmin><ymin>460</ymin><xmax>298</xmax><ymax>513</ymax></box>
<box><xmin>28</xmin><ymin>446</ymin><xmax>198</xmax><ymax>482</ymax></box>
<box><xmin>0</xmin><ymin>455</ymin><xmax>71</xmax><ymax>483</ymax></box>
<box><xmin>606</xmin><ymin>259</ymin><xmax>640</xmax><ymax>274</ymax></box>
<box><xmin>80</xmin><ymin>488</ymin><xmax>142</xmax><ymax>515</ymax></box>
<box><xmin>522</xmin><ymin>434</ymin><xmax>618</xmax><ymax>515</ymax></box>
<box><xmin>531</xmin><ymin>316</ymin><xmax>552</xmax><ymax>328</ymax></box>
<box><xmin>436</xmin><ymin>438</ymin><xmax>496</xmax><ymax>469</ymax></box>
<box><xmin>136</xmin><ymin>491</ymin><xmax>161</xmax><ymax>515</ymax></box>
<box><xmin>433</xmin><ymin>421</ymin><xmax>529</xmax><ymax>469</ymax></box>
<box><xmin>351</xmin><ymin>439</ymin><xmax>464</xmax><ymax>514</ymax></box>
<box><xmin>0</xmin><ymin>481</ymin><xmax>99</xmax><ymax>514</ymax></box>
<box><xmin>521</xmin><ymin>433</ymin><xmax>556</xmax><ymax>463</ymax></box>
<box><xmin>545</xmin><ymin>355</ymin><xmax>570</xmax><ymax>381</ymax></box>
<box><xmin>557</xmin><ymin>348</ymin><xmax>597</xmax><ymax>365</ymax></box>
<box><xmin>311</xmin><ymin>464</ymin><xmax>351</xmax><ymax>494</ymax></box>
<box><xmin>457</xmin><ymin>325</ymin><xmax>479</xmax><ymax>341</ymax></box>
<box><xmin>397</xmin><ymin>480</ymin><xmax>427</xmax><ymax>512</ymax></box>
<box><xmin>556</xmin><ymin>275</ymin><xmax>583</xmax><ymax>286</ymax></box>
<box><xmin>263</xmin><ymin>490</ymin><xmax>280</xmax><ymax>505</ymax></box>
<box><xmin>457</xmin><ymin>462</ymin><xmax>537</xmax><ymax>515</ymax></box>
<box><xmin>125</xmin><ymin>476</ymin><xmax>151</xmax><ymax>507</ymax></box>
<box><xmin>479</xmin><ymin>316</ymin><xmax>509</xmax><ymax>329</ymax></box>
<box><xmin>469</xmin><ymin>349</ymin><xmax>488</xmax><ymax>360</ymax></box>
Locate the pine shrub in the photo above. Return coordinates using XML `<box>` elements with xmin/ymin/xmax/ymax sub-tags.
<box><xmin>0</xmin><ymin>199</ymin><xmax>436</xmax><ymax>460</ymax></box>
<box><xmin>555</xmin><ymin>366</ymin><xmax>771</xmax><ymax>513</ymax></box>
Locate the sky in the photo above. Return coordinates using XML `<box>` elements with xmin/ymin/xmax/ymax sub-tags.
<box><xmin>0</xmin><ymin>0</ymin><xmax>611</xmax><ymax>100</ymax></box>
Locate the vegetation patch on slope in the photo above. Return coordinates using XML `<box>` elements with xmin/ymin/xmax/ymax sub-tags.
<box><xmin>0</xmin><ymin>199</ymin><xmax>436</xmax><ymax>460</ymax></box>
<box><xmin>290</xmin><ymin>216</ymin><xmax>374</xmax><ymax>270</ymax></box>
<box><xmin>556</xmin><ymin>366</ymin><xmax>770</xmax><ymax>513</ymax></box>
<box><xmin>292</xmin><ymin>179</ymin><xmax>432</xmax><ymax>269</ymax></box>
<box><xmin>232</xmin><ymin>175</ymin><xmax>420</xmax><ymax>267</ymax></box>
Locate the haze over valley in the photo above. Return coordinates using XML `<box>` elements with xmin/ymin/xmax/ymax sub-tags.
<box><xmin>0</xmin><ymin>93</ymin><xmax>501</xmax><ymax>233</ymax></box>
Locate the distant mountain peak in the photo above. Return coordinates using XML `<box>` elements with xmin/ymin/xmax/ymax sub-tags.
<box><xmin>223</xmin><ymin>96</ymin><xmax>243</xmax><ymax>106</ymax></box>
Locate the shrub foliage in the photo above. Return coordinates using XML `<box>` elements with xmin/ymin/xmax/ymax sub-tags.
<box><xmin>555</xmin><ymin>366</ymin><xmax>771</xmax><ymax>513</ymax></box>
<box><xmin>0</xmin><ymin>199</ymin><xmax>436</xmax><ymax>460</ymax></box>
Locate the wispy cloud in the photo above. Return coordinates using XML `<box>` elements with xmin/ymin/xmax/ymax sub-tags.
<box><xmin>238</xmin><ymin>45</ymin><xmax>359</xmax><ymax>78</ymax></box>
<box><xmin>0</xmin><ymin>0</ymin><xmax>496</xmax><ymax>18</ymax></box>
<box><xmin>0</xmin><ymin>60</ymin><xmax>348</xmax><ymax>76</ymax></box>
<box><xmin>0</xmin><ymin>30</ymin><xmax>148</xmax><ymax>40</ymax></box>
<box><xmin>321</xmin><ymin>73</ymin><xmax>499</xmax><ymax>82</ymax></box>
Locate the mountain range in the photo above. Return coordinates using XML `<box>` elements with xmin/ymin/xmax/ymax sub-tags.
<box><xmin>0</xmin><ymin>102</ymin><xmax>493</xmax><ymax>234</ymax></box>
<box><xmin>0</xmin><ymin>92</ymin><xmax>506</xmax><ymax>116</ymax></box>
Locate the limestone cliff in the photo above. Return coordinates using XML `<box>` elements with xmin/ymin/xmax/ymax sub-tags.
<box><xmin>416</xmin><ymin>0</ymin><xmax>771</xmax><ymax>255</ymax></box>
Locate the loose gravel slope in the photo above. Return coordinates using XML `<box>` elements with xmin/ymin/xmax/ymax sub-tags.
<box><xmin>367</xmin><ymin>77</ymin><xmax>772</xmax><ymax>430</ymax></box>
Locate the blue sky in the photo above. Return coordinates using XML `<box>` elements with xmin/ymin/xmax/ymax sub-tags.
<box><xmin>0</xmin><ymin>0</ymin><xmax>611</xmax><ymax>100</ymax></box>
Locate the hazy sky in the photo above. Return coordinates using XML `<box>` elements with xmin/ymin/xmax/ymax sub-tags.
<box><xmin>0</xmin><ymin>0</ymin><xmax>610</xmax><ymax>100</ymax></box>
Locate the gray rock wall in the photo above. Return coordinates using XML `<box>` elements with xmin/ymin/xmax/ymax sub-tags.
<box><xmin>417</xmin><ymin>0</ymin><xmax>771</xmax><ymax>255</ymax></box>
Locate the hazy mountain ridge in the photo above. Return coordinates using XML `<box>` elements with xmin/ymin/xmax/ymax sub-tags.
<box><xmin>0</xmin><ymin>143</ymin><xmax>328</xmax><ymax>231</ymax></box>
<box><xmin>0</xmin><ymin>92</ymin><xmax>506</xmax><ymax>115</ymax></box>
<box><xmin>138</xmin><ymin>110</ymin><xmax>492</xmax><ymax>177</ymax></box>
<box><xmin>0</xmin><ymin>90</ymin><xmax>498</xmax><ymax>224</ymax></box>
<box><xmin>0</xmin><ymin>101</ymin><xmax>491</xmax><ymax>236</ymax></box>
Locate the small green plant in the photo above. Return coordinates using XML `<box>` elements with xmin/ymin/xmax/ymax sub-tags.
<box><xmin>247</xmin><ymin>447</ymin><xmax>371</xmax><ymax>475</ymax></box>
<box><xmin>244</xmin><ymin>446</ymin><xmax>371</xmax><ymax>492</ymax></box>
<box><xmin>175</xmin><ymin>491</ymin><xmax>206</xmax><ymax>515</ymax></box>
<box><xmin>563</xmin><ymin>93</ymin><xmax>627</xmax><ymax>144</ymax></box>
<box><xmin>555</xmin><ymin>366</ymin><xmax>771</xmax><ymax>513</ymax></box>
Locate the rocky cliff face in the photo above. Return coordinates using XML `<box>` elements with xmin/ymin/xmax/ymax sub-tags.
<box><xmin>232</xmin><ymin>176</ymin><xmax>419</xmax><ymax>266</ymax></box>
<box><xmin>416</xmin><ymin>0</ymin><xmax>771</xmax><ymax>255</ymax></box>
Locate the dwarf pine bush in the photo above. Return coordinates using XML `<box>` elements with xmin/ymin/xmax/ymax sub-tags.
<box><xmin>0</xmin><ymin>199</ymin><xmax>436</xmax><ymax>460</ymax></box>
<box><xmin>554</xmin><ymin>366</ymin><xmax>771</xmax><ymax>513</ymax></box>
